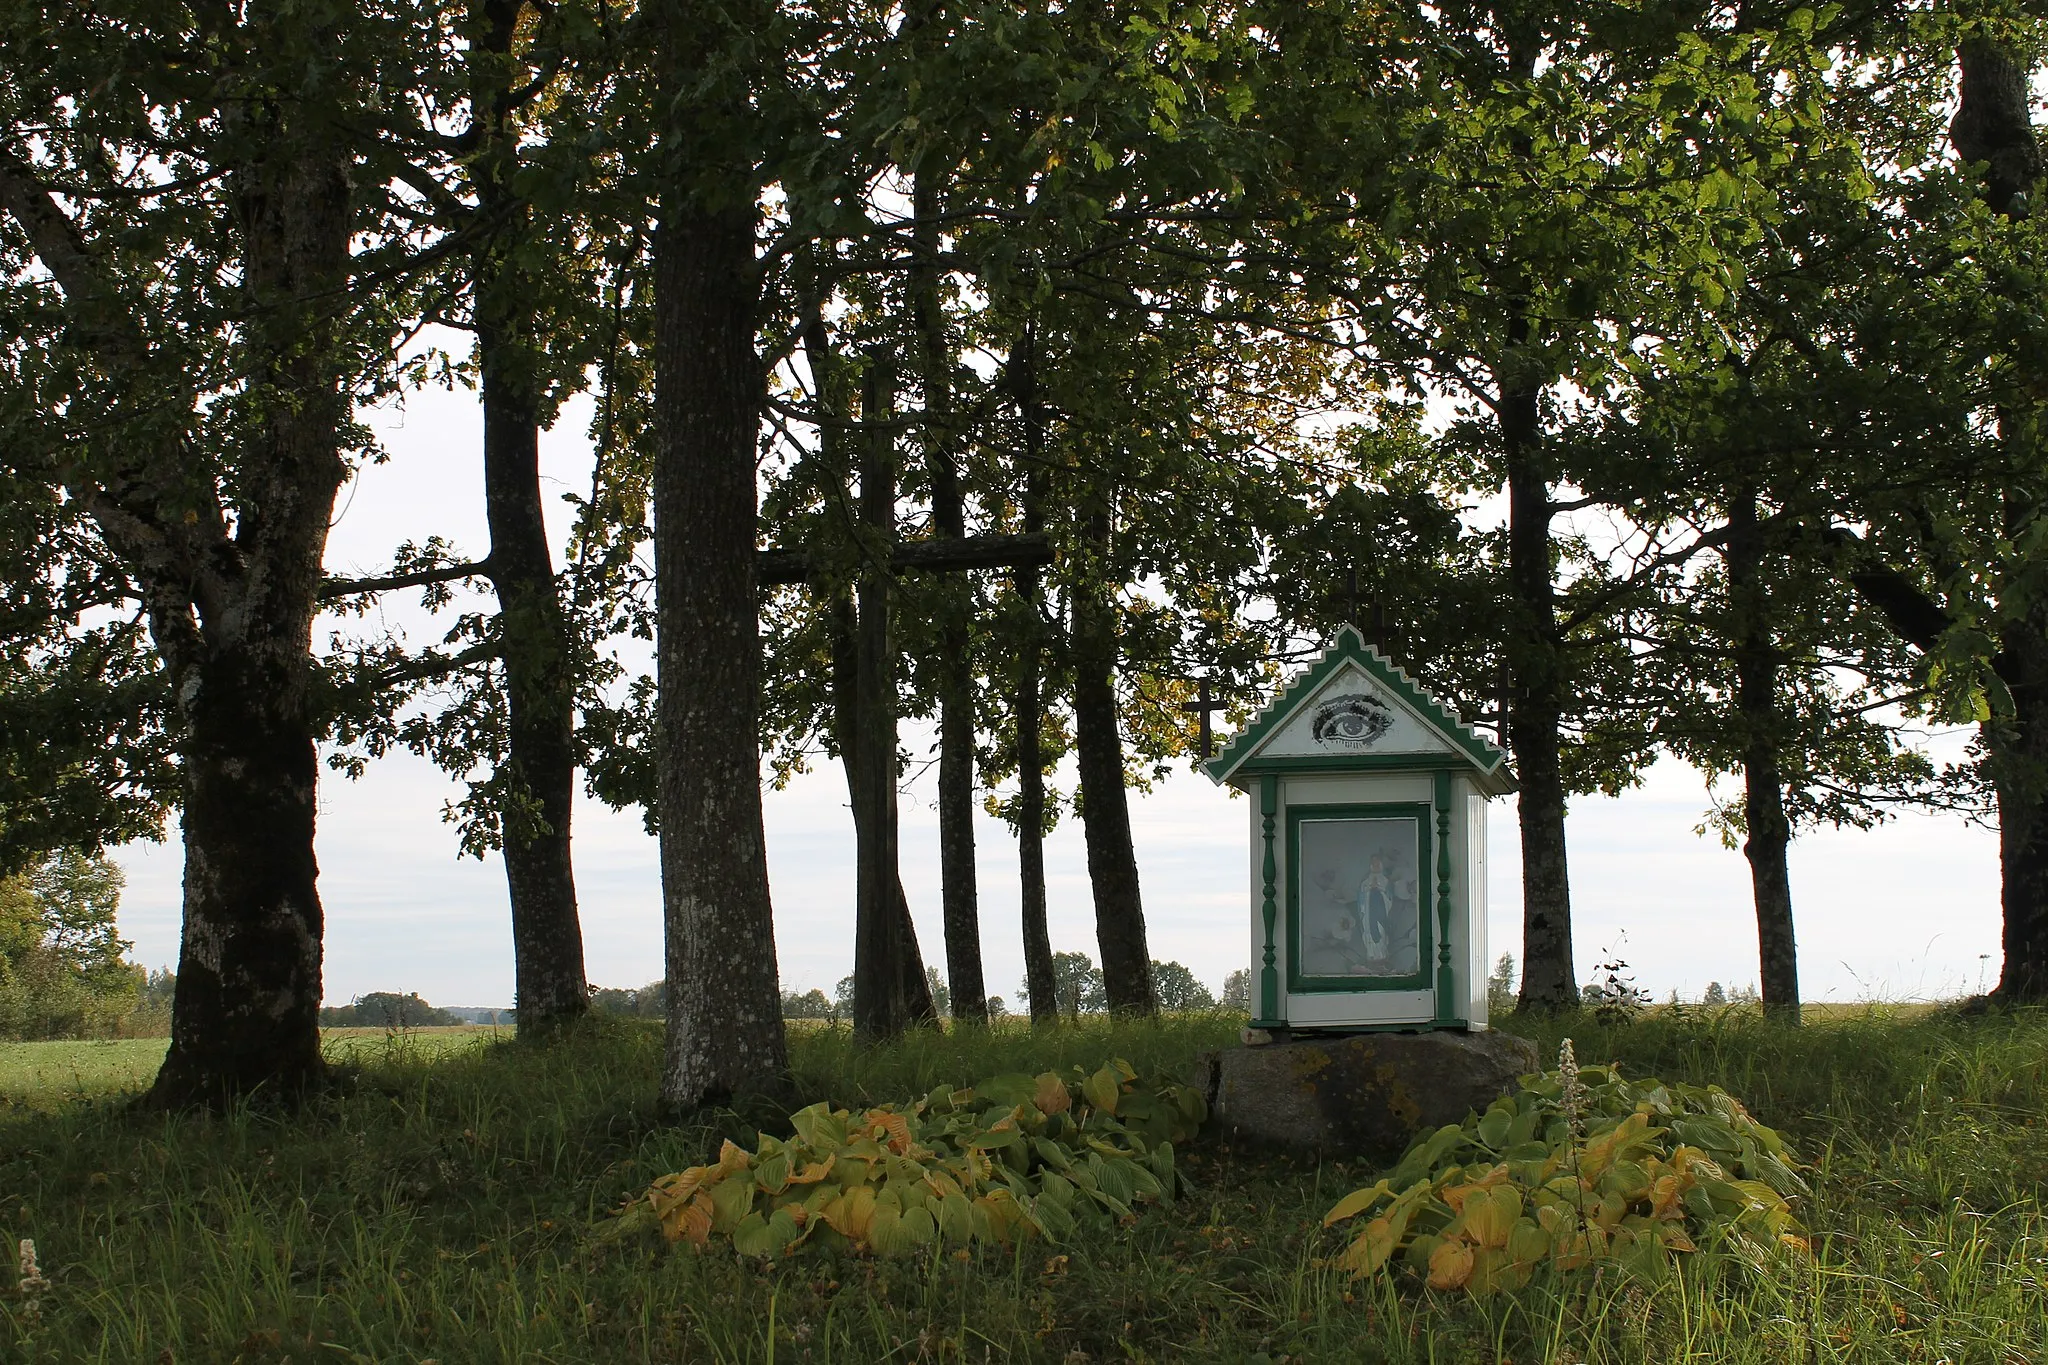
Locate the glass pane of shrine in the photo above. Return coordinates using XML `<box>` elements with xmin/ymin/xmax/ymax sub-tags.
<box><xmin>1294</xmin><ymin>813</ymin><xmax>1427</xmax><ymax>984</ymax></box>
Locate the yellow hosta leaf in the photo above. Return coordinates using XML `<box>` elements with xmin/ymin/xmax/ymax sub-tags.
<box><xmin>1324</xmin><ymin>1179</ymin><xmax>1392</xmax><ymax>1227</ymax></box>
<box><xmin>1460</xmin><ymin>1186</ymin><xmax>1523</xmax><ymax>1250</ymax></box>
<box><xmin>1335</xmin><ymin>1214</ymin><xmax>1402</xmax><ymax>1277</ymax></box>
<box><xmin>1649</xmin><ymin>1172</ymin><xmax>1689</xmax><ymax>1221</ymax></box>
<box><xmin>1033</xmin><ymin>1072</ymin><xmax>1073</xmax><ymax>1116</ymax></box>
<box><xmin>659</xmin><ymin>1189</ymin><xmax>714</xmax><ymax>1247</ymax></box>
<box><xmin>864</xmin><ymin>1110</ymin><xmax>915</xmax><ymax>1155</ymax></box>
<box><xmin>786</xmin><ymin>1156</ymin><xmax>835</xmax><ymax>1186</ymax></box>
<box><xmin>1427</xmin><ymin>1237</ymin><xmax>1475</xmax><ymax>1290</ymax></box>
<box><xmin>822</xmin><ymin>1185</ymin><xmax>877</xmax><ymax>1241</ymax></box>
<box><xmin>714</xmin><ymin>1139</ymin><xmax>753</xmax><ymax>1178</ymax></box>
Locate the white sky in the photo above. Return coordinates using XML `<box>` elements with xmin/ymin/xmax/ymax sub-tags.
<box><xmin>108</xmin><ymin>380</ymin><xmax>2003</xmax><ymax>1008</ymax></box>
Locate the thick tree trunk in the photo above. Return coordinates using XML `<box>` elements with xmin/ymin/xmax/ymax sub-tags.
<box><xmin>1502</xmin><ymin>375</ymin><xmax>1576</xmax><ymax>1013</ymax></box>
<box><xmin>1989</xmin><ymin>616</ymin><xmax>2048</xmax><ymax>1001</ymax></box>
<box><xmin>472</xmin><ymin>0</ymin><xmax>587</xmax><ymax>1040</ymax></box>
<box><xmin>1728</xmin><ymin>488</ymin><xmax>1799</xmax><ymax>1021</ymax></box>
<box><xmin>651</xmin><ymin>189</ymin><xmax>787</xmax><ymax>1110</ymax></box>
<box><xmin>1954</xmin><ymin>34</ymin><xmax>2048</xmax><ymax>1003</ymax></box>
<box><xmin>915</xmin><ymin>165</ymin><xmax>988</xmax><ymax>1028</ymax></box>
<box><xmin>151</xmin><ymin>646</ymin><xmax>330</xmax><ymax>1106</ymax></box>
<box><xmin>148</xmin><ymin>138</ymin><xmax>352</xmax><ymax>1109</ymax></box>
<box><xmin>1073</xmin><ymin>584</ymin><xmax>1156</xmax><ymax>1015</ymax></box>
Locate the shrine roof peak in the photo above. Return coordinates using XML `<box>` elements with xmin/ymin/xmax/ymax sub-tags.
<box><xmin>1202</xmin><ymin>624</ymin><xmax>1515</xmax><ymax>795</ymax></box>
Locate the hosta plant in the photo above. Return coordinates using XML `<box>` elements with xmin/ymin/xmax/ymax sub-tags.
<box><xmin>1324</xmin><ymin>1043</ymin><xmax>1808</xmax><ymax>1294</ymax></box>
<box><xmin>636</xmin><ymin>1061</ymin><xmax>1205</xmax><ymax>1259</ymax></box>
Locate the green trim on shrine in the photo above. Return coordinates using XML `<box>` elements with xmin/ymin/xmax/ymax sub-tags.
<box><xmin>1203</xmin><ymin>625</ymin><xmax>1510</xmax><ymax>790</ymax></box>
<box><xmin>1433</xmin><ymin>770</ymin><xmax>1456</xmax><ymax>1025</ymax></box>
<box><xmin>1254</xmin><ymin>773</ymin><xmax>1283</xmax><ymax>1028</ymax></box>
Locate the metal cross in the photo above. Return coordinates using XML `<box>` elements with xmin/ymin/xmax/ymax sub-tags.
<box><xmin>1180</xmin><ymin>676</ymin><xmax>1229</xmax><ymax>758</ymax></box>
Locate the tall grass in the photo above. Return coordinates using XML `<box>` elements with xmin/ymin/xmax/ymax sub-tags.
<box><xmin>1</xmin><ymin>1009</ymin><xmax>2042</xmax><ymax>1362</ymax></box>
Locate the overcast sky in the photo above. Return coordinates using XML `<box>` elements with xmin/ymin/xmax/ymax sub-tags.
<box><xmin>108</xmin><ymin>380</ymin><xmax>2002</xmax><ymax>1008</ymax></box>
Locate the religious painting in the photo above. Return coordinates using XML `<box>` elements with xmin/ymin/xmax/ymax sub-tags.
<box><xmin>1293</xmin><ymin>811</ymin><xmax>1427</xmax><ymax>985</ymax></box>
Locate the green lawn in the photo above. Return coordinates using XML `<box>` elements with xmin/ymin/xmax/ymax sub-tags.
<box><xmin>1</xmin><ymin>1009</ymin><xmax>2043</xmax><ymax>1362</ymax></box>
<box><xmin>0</xmin><ymin>1027</ymin><xmax>502</xmax><ymax>1112</ymax></box>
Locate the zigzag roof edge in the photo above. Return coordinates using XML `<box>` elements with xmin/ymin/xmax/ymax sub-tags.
<box><xmin>1203</xmin><ymin>623</ymin><xmax>1505</xmax><ymax>785</ymax></box>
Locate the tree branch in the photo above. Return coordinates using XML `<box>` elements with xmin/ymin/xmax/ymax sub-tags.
<box><xmin>320</xmin><ymin>558</ymin><xmax>495</xmax><ymax>602</ymax></box>
<box><xmin>757</xmin><ymin>532</ymin><xmax>1054</xmax><ymax>587</ymax></box>
<box><xmin>1821</xmin><ymin>527</ymin><xmax>1953</xmax><ymax>653</ymax></box>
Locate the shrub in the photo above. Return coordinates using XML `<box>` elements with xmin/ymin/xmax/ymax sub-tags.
<box><xmin>636</xmin><ymin>1059</ymin><xmax>1206</xmax><ymax>1258</ymax></box>
<box><xmin>1324</xmin><ymin>1041</ymin><xmax>1807</xmax><ymax>1294</ymax></box>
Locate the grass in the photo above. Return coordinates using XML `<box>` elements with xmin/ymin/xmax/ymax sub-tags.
<box><xmin>0</xmin><ymin>1028</ymin><xmax>502</xmax><ymax>1113</ymax></box>
<box><xmin>0</xmin><ymin>1008</ymin><xmax>2042</xmax><ymax>1363</ymax></box>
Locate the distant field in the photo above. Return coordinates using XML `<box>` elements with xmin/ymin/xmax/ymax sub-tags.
<box><xmin>0</xmin><ymin>1026</ymin><xmax>503</xmax><ymax>1108</ymax></box>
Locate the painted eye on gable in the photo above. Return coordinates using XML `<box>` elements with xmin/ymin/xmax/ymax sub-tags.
<box><xmin>1311</xmin><ymin>694</ymin><xmax>1393</xmax><ymax>747</ymax></box>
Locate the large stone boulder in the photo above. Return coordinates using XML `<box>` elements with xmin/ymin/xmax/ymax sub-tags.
<box><xmin>1196</xmin><ymin>1029</ymin><xmax>1539</xmax><ymax>1162</ymax></box>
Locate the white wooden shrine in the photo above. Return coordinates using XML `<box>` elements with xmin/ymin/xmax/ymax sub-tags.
<box><xmin>1203</xmin><ymin>625</ymin><xmax>1516</xmax><ymax>1033</ymax></box>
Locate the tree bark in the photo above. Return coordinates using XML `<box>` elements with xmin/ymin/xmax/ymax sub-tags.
<box><xmin>650</xmin><ymin>176</ymin><xmax>787</xmax><ymax>1109</ymax></box>
<box><xmin>1073</xmin><ymin>574</ymin><xmax>1156</xmax><ymax>1016</ymax></box>
<box><xmin>849</xmin><ymin>357</ymin><xmax>937</xmax><ymax>1038</ymax></box>
<box><xmin>1728</xmin><ymin>487</ymin><xmax>1799</xmax><ymax>1021</ymax></box>
<box><xmin>1956</xmin><ymin>32</ymin><xmax>2048</xmax><ymax>1003</ymax></box>
<box><xmin>1015</xmin><ymin>340</ymin><xmax>1058</xmax><ymax>1026</ymax></box>
<box><xmin>473</xmin><ymin>0</ymin><xmax>588</xmax><ymax>1038</ymax></box>
<box><xmin>914</xmin><ymin>162</ymin><xmax>989</xmax><ymax>1028</ymax></box>
<box><xmin>148</xmin><ymin>129</ymin><xmax>354</xmax><ymax>1108</ymax></box>
<box><xmin>1989</xmin><ymin>622</ymin><xmax>2048</xmax><ymax>1002</ymax></box>
<box><xmin>1502</xmin><ymin>371</ymin><xmax>1576</xmax><ymax>1013</ymax></box>
<box><xmin>831</xmin><ymin>595</ymin><xmax>938</xmax><ymax>1037</ymax></box>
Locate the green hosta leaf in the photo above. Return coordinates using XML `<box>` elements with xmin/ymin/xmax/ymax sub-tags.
<box><xmin>976</xmin><ymin>1073</ymin><xmax>1037</xmax><ymax>1108</ymax></box>
<box><xmin>709</xmin><ymin>1173</ymin><xmax>754</xmax><ymax>1232</ymax></box>
<box><xmin>1081</xmin><ymin>1066</ymin><xmax>1121</xmax><ymax>1116</ymax></box>
<box><xmin>791</xmin><ymin>1103</ymin><xmax>847</xmax><ymax>1151</ymax></box>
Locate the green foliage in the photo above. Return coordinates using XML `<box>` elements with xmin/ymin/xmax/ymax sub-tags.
<box><xmin>1486</xmin><ymin>953</ymin><xmax>1518</xmax><ymax>1018</ymax></box>
<box><xmin>1327</xmin><ymin>1052</ymin><xmax>1808</xmax><ymax>1295</ymax></box>
<box><xmin>593</xmin><ymin>982</ymin><xmax>666</xmax><ymax>1019</ymax></box>
<box><xmin>638</xmin><ymin>1060</ymin><xmax>1205</xmax><ymax>1259</ymax></box>
<box><xmin>316</xmin><ymin>993</ymin><xmax>461</xmax><ymax>1029</ymax></box>
<box><xmin>1219</xmin><ymin>968</ymin><xmax>1250</xmax><ymax>1012</ymax></box>
<box><xmin>1149</xmin><ymin>960</ymin><xmax>1216</xmax><ymax>1012</ymax></box>
<box><xmin>0</xmin><ymin>852</ymin><xmax>143</xmax><ymax>1041</ymax></box>
<box><xmin>1024</xmin><ymin>951</ymin><xmax>1106</xmax><ymax>1018</ymax></box>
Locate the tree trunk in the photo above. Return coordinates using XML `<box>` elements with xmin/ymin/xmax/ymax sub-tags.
<box><xmin>650</xmin><ymin>184</ymin><xmax>787</xmax><ymax>1109</ymax></box>
<box><xmin>1955</xmin><ymin>34</ymin><xmax>2048</xmax><ymax>1002</ymax></box>
<box><xmin>1073</xmin><ymin>581</ymin><xmax>1156</xmax><ymax>1016</ymax></box>
<box><xmin>914</xmin><ymin>164</ymin><xmax>988</xmax><ymax>1028</ymax></box>
<box><xmin>849</xmin><ymin>358</ymin><xmax>936</xmax><ymax>1039</ymax></box>
<box><xmin>471</xmin><ymin>0</ymin><xmax>588</xmax><ymax>1040</ymax></box>
<box><xmin>148</xmin><ymin>137</ymin><xmax>353</xmax><ymax>1109</ymax></box>
<box><xmin>831</xmin><ymin>595</ymin><xmax>938</xmax><ymax>1037</ymax></box>
<box><xmin>151</xmin><ymin>642</ymin><xmax>331</xmax><ymax>1107</ymax></box>
<box><xmin>1989</xmin><ymin>622</ymin><xmax>2048</xmax><ymax>1002</ymax></box>
<box><xmin>1728</xmin><ymin>487</ymin><xmax>1799</xmax><ymax>1021</ymax></box>
<box><xmin>1502</xmin><ymin>372</ymin><xmax>1575</xmax><ymax>1013</ymax></box>
<box><xmin>1015</xmin><ymin>340</ymin><xmax>1058</xmax><ymax>1025</ymax></box>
